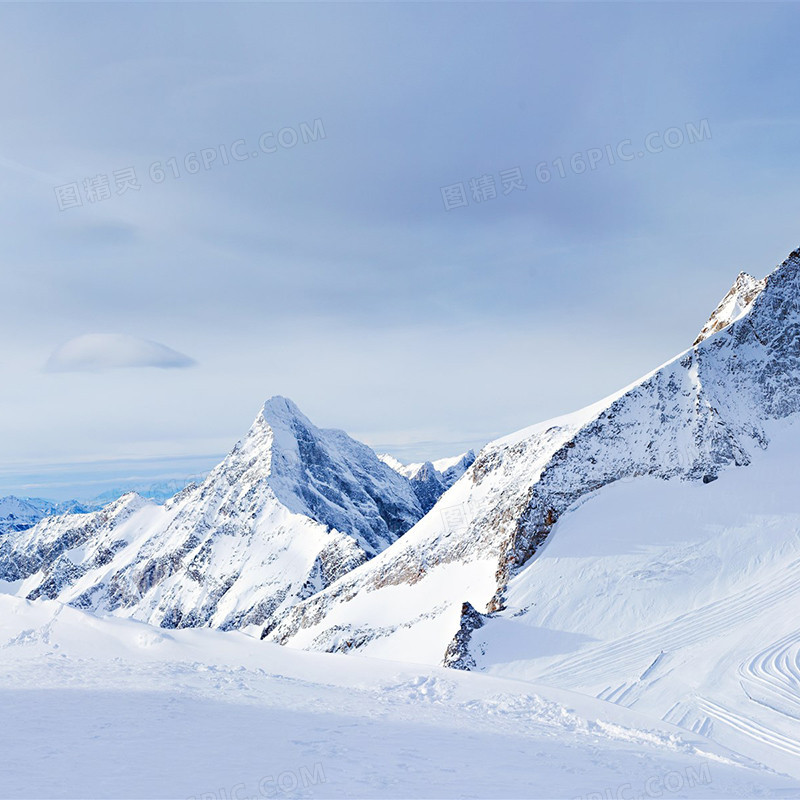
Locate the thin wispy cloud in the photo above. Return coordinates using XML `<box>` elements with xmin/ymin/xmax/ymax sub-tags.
<box><xmin>44</xmin><ymin>333</ymin><xmax>196</xmax><ymax>373</ymax></box>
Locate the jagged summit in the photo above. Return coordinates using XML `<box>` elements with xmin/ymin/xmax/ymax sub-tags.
<box><xmin>6</xmin><ymin>248</ymin><xmax>800</xmax><ymax>787</ymax></box>
<box><xmin>6</xmin><ymin>245</ymin><xmax>800</xmax><ymax>670</ymax></box>
<box><xmin>694</xmin><ymin>247</ymin><xmax>800</xmax><ymax>346</ymax></box>
<box><xmin>245</xmin><ymin>396</ymin><xmax>424</xmax><ymax>551</ymax></box>
<box><xmin>694</xmin><ymin>270</ymin><xmax>766</xmax><ymax>345</ymax></box>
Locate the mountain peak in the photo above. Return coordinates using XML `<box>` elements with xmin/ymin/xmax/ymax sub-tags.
<box><xmin>694</xmin><ymin>269</ymin><xmax>766</xmax><ymax>345</ymax></box>
<box><xmin>693</xmin><ymin>245</ymin><xmax>800</xmax><ymax>347</ymax></box>
<box><xmin>777</xmin><ymin>246</ymin><xmax>800</xmax><ymax>270</ymax></box>
<box><xmin>234</xmin><ymin>396</ymin><xmax>425</xmax><ymax>554</ymax></box>
<box><xmin>260</xmin><ymin>395</ymin><xmax>308</xmax><ymax>423</ymax></box>
<box><xmin>0</xmin><ymin>395</ymin><xmax>427</xmax><ymax>633</ymax></box>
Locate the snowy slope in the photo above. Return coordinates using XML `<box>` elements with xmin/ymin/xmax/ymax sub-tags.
<box><xmin>1</xmin><ymin>594</ymin><xmax>795</xmax><ymax>799</ymax></box>
<box><xmin>4</xmin><ymin>250</ymin><xmax>800</xmax><ymax>795</ymax></box>
<box><xmin>0</xmin><ymin>397</ymin><xmax>424</xmax><ymax>633</ymax></box>
<box><xmin>267</xmin><ymin>248</ymin><xmax>800</xmax><ymax>682</ymax></box>
<box><xmin>465</xmin><ymin>418</ymin><xmax>800</xmax><ymax>778</ymax></box>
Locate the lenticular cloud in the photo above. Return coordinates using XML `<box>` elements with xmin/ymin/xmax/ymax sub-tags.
<box><xmin>44</xmin><ymin>333</ymin><xmax>196</xmax><ymax>373</ymax></box>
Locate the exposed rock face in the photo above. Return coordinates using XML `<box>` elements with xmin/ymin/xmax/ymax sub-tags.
<box><xmin>0</xmin><ymin>397</ymin><xmax>425</xmax><ymax>633</ymax></box>
<box><xmin>6</xmin><ymin>248</ymin><xmax>800</xmax><ymax>667</ymax></box>
<box><xmin>438</xmin><ymin>452</ymin><xmax>477</xmax><ymax>487</ymax></box>
<box><xmin>0</xmin><ymin>494</ymin><xmax>149</xmax><ymax>586</ymax></box>
<box><xmin>256</xmin><ymin>397</ymin><xmax>424</xmax><ymax>551</ymax></box>
<box><xmin>443</xmin><ymin>602</ymin><xmax>487</xmax><ymax>670</ymax></box>
<box><xmin>694</xmin><ymin>270</ymin><xmax>766</xmax><ymax>345</ymax></box>
<box><xmin>407</xmin><ymin>462</ymin><xmax>447</xmax><ymax>513</ymax></box>
<box><xmin>265</xmin><ymin>249</ymin><xmax>800</xmax><ymax>665</ymax></box>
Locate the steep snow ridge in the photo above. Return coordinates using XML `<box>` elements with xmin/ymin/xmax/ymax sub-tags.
<box><xmin>377</xmin><ymin>453</ymin><xmax>408</xmax><ymax>475</ymax></box>
<box><xmin>694</xmin><ymin>271</ymin><xmax>766</xmax><ymax>345</ymax></box>
<box><xmin>436</xmin><ymin>450</ymin><xmax>476</xmax><ymax>487</ymax></box>
<box><xmin>0</xmin><ymin>397</ymin><xmax>424</xmax><ymax>632</ymax></box>
<box><xmin>432</xmin><ymin>452</ymin><xmax>475</xmax><ymax>475</ymax></box>
<box><xmin>267</xmin><ymin>248</ymin><xmax>800</xmax><ymax>667</ymax></box>
<box><xmin>267</xmin><ymin>408</ymin><xmax>592</xmax><ymax>655</ymax></box>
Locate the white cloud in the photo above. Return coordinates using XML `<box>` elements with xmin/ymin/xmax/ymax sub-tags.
<box><xmin>44</xmin><ymin>334</ymin><xmax>196</xmax><ymax>373</ymax></box>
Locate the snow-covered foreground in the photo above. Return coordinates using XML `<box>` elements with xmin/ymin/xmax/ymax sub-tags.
<box><xmin>1</xmin><ymin>596</ymin><xmax>796</xmax><ymax>799</ymax></box>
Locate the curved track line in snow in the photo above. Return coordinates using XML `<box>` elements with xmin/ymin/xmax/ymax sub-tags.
<box><xmin>695</xmin><ymin>697</ymin><xmax>800</xmax><ymax>759</ymax></box>
<box><xmin>738</xmin><ymin>629</ymin><xmax>800</xmax><ymax>720</ymax></box>
<box><xmin>535</xmin><ymin>558</ymin><xmax>800</xmax><ymax>688</ymax></box>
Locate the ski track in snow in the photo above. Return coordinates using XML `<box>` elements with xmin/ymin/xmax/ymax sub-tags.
<box><xmin>524</xmin><ymin>563</ymin><xmax>800</xmax><ymax>777</ymax></box>
<box><xmin>739</xmin><ymin>629</ymin><xmax>800</xmax><ymax>721</ymax></box>
<box><xmin>536</xmin><ymin>558</ymin><xmax>800</xmax><ymax>689</ymax></box>
<box><xmin>517</xmin><ymin>533</ymin><xmax>800</xmax><ymax>776</ymax></box>
<box><xmin>695</xmin><ymin>696</ymin><xmax>800</xmax><ymax>759</ymax></box>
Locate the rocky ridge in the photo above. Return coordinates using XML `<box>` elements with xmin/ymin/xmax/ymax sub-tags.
<box><xmin>264</xmin><ymin>248</ymin><xmax>800</xmax><ymax>665</ymax></box>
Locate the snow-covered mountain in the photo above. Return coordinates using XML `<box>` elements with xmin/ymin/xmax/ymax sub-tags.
<box><xmin>0</xmin><ymin>496</ymin><xmax>57</xmax><ymax>535</ymax></box>
<box><xmin>5</xmin><ymin>247</ymin><xmax>800</xmax><ymax>783</ymax></box>
<box><xmin>0</xmin><ymin>496</ymin><xmax>91</xmax><ymax>535</ymax></box>
<box><xmin>378</xmin><ymin>450</ymin><xmax>476</xmax><ymax>512</ymax></box>
<box><xmin>0</xmin><ymin>396</ymin><xmax>424</xmax><ymax>633</ymax></box>
<box><xmin>265</xmin><ymin>247</ymin><xmax>800</xmax><ymax>694</ymax></box>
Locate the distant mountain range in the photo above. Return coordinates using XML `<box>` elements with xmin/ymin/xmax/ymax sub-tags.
<box><xmin>378</xmin><ymin>450</ymin><xmax>475</xmax><ymax>512</ymax></box>
<box><xmin>0</xmin><ymin>477</ymin><xmax>207</xmax><ymax>536</ymax></box>
<box><xmin>0</xmin><ymin>496</ymin><xmax>94</xmax><ymax>536</ymax></box>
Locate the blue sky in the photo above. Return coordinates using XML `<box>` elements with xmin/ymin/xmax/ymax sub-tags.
<box><xmin>2</xmin><ymin>2</ymin><xmax>800</xmax><ymax>499</ymax></box>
